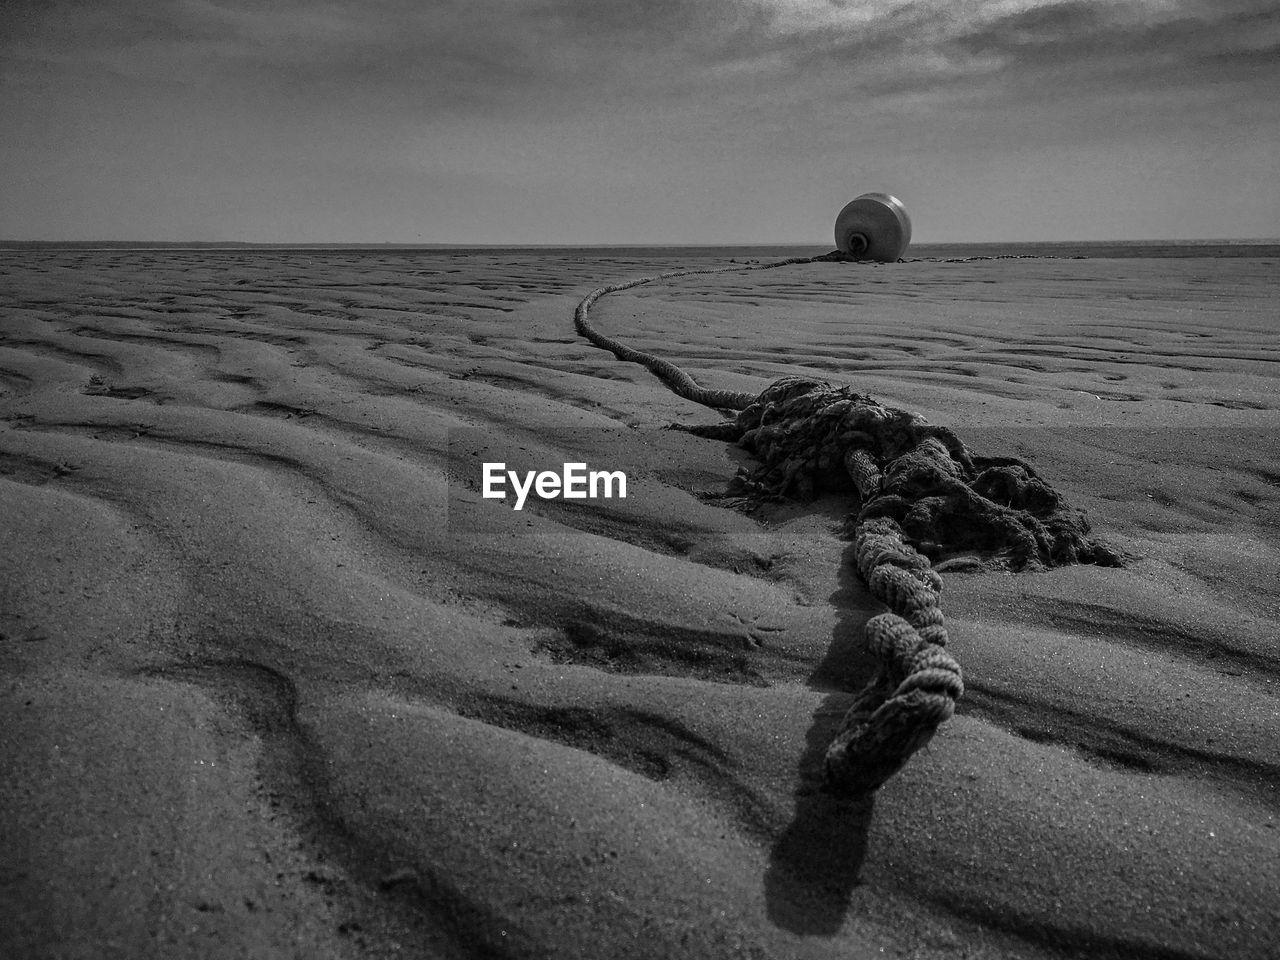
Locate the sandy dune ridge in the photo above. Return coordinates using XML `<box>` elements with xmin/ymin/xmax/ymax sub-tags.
<box><xmin>1</xmin><ymin>249</ymin><xmax>1278</xmax><ymax>958</ymax></box>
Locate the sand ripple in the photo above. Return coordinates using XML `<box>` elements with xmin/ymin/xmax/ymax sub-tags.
<box><xmin>2</xmin><ymin>250</ymin><xmax>1278</xmax><ymax>958</ymax></box>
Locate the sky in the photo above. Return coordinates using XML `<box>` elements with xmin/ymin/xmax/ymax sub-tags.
<box><xmin>2</xmin><ymin>0</ymin><xmax>1277</xmax><ymax>243</ymax></box>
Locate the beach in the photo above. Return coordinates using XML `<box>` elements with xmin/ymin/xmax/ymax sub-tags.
<box><xmin>2</xmin><ymin>247</ymin><xmax>1278</xmax><ymax>959</ymax></box>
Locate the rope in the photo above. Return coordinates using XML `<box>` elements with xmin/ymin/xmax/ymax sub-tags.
<box><xmin>574</xmin><ymin>253</ymin><xmax>852</xmax><ymax>411</ymax></box>
<box><xmin>827</xmin><ymin>516</ymin><xmax>962</xmax><ymax>794</ymax></box>
<box><xmin>572</xmin><ymin>259</ymin><xmax>1122</xmax><ymax>796</ymax></box>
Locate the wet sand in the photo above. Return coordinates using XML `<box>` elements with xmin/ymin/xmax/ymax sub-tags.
<box><xmin>1</xmin><ymin>249</ymin><xmax>1278</xmax><ymax>959</ymax></box>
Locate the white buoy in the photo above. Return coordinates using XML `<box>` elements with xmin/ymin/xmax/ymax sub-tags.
<box><xmin>834</xmin><ymin>193</ymin><xmax>912</xmax><ymax>262</ymax></box>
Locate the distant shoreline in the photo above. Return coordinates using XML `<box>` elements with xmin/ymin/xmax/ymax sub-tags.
<box><xmin>2</xmin><ymin>239</ymin><xmax>1279</xmax><ymax>258</ymax></box>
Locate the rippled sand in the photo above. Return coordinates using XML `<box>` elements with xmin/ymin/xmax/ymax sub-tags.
<box><xmin>2</xmin><ymin>249</ymin><xmax>1278</xmax><ymax>959</ymax></box>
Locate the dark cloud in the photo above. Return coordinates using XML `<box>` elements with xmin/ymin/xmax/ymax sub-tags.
<box><xmin>749</xmin><ymin>0</ymin><xmax>1279</xmax><ymax>105</ymax></box>
<box><xmin>952</xmin><ymin>0</ymin><xmax>1107</xmax><ymax>55</ymax></box>
<box><xmin>945</xmin><ymin>0</ymin><xmax>1280</xmax><ymax>86</ymax></box>
<box><xmin>1</xmin><ymin>0</ymin><xmax>240</xmax><ymax>58</ymax></box>
<box><xmin>4</xmin><ymin>1</ymin><xmax>1274</xmax><ymax>112</ymax></box>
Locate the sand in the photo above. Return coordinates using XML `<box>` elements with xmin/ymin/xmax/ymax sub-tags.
<box><xmin>1</xmin><ymin>248</ymin><xmax>1277</xmax><ymax>959</ymax></box>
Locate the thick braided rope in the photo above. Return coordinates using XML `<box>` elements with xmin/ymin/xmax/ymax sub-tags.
<box><xmin>824</xmin><ymin>516</ymin><xmax>963</xmax><ymax>795</ymax></box>
<box><xmin>574</xmin><ymin>255</ymin><xmax>832</xmax><ymax>411</ymax></box>
<box><xmin>826</xmin><ymin>428</ymin><xmax>962</xmax><ymax>794</ymax></box>
<box><xmin>574</xmin><ymin>258</ymin><xmax>966</xmax><ymax>793</ymax></box>
<box><xmin>573</xmin><ymin>262</ymin><xmax>1115</xmax><ymax>797</ymax></box>
<box><xmin>708</xmin><ymin>380</ymin><xmax>1116</xmax><ymax>792</ymax></box>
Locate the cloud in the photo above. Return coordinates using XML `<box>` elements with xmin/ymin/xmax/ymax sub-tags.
<box><xmin>943</xmin><ymin>1</ymin><xmax>1280</xmax><ymax>86</ymax></box>
<box><xmin>5</xmin><ymin>0</ymin><xmax>1275</xmax><ymax>112</ymax></box>
<box><xmin>741</xmin><ymin>0</ymin><xmax>1280</xmax><ymax>102</ymax></box>
<box><xmin>2</xmin><ymin>0</ymin><xmax>1275</xmax><ymax>240</ymax></box>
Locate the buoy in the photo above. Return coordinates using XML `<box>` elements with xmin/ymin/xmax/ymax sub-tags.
<box><xmin>834</xmin><ymin>193</ymin><xmax>912</xmax><ymax>262</ymax></box>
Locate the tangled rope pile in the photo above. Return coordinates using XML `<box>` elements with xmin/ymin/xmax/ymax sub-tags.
<box><xmin>701</xmin><ymin>377</ymin><xmax>1122</xmax><ymax>572</ymax></box>
<box><xmin>683</xmin><ymin>377</ymin><xmax>1122</xmax><ymax>793</ymax></box>
<box><xmin>574</xmin><ymin>260</ymin><xmax>1122</xmax><ymax>795</ymax></box>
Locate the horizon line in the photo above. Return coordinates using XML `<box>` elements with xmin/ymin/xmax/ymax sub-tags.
<box><xmin>3</xmin><ymin>237</ymin><xmax>1279</xmax><ymax>249</ymax></box>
